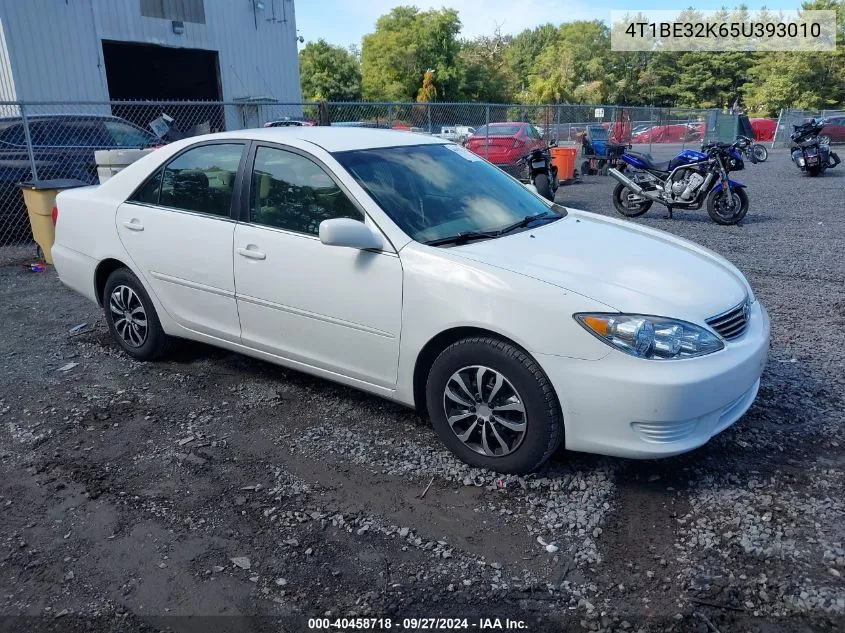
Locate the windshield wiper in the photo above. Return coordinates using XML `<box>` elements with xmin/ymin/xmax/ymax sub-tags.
<box><xmin>424</xmin><ymin>230</ymin><xmax>499</xmax><ymax>247</ymax></box>
<box><xmin>425</xmin><ymin>211</ymin><xmax>562</xmax><ymax>247</ymax></box>
<box><xmin>497</xmin><ymin>211</ymin><xmax>559</xmax><ymax>236</ymax></box>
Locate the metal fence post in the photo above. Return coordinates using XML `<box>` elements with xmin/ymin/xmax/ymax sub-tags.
<box><xmin>20</xmin><ymin>103</ymin><xmax>39</xmax><ymax>181</ymax></box>
<box><xmin>485</xmin><ymin>104</ymin><xmax>490</xmax><ymax>160</ymax></box>
<box><xmin>772</xmin><ymin>108</ymin><xmax>784</xmax><ymax>149</ymax></box>
<box><xmin>648</xmin><ymin>105</ymin><xmax>654</xmax><ymax>155</ymax></box>
<box><xmin>387</xmin><ymin>103</ymin><xmax>393</xmax><ymax>128</ymax></box>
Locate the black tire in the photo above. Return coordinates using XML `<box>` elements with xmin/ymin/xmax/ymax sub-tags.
<box><xmin>425</xmin><ymin>337</ymin><xmax>563</xmax><ymax>474</ymax></box>
<box><xmin>706</xmin><ymin>186</ymin><xmax>749</xmax><ymax>225</ymax></box>
<box><xmin>612</xmin><ymin>182</ymin><xmax>652</xmax><ymax>217</ymax></box>
<box><xmin>751</xmin><ymin>144</ymin><xmax>768</xmax><ymax>162</ymax></box>
<box><xmin>533</xmin><ymin>173</ymin><xmax>553</xmax><ymax>201</ymax></box>
<box><xmin>103</xmin><ymin>268</ymin><xmax>172</xmax><ymax>361</ymax></box>
<box><xmin>807</xmin><ymin>165</ymin><xmax>822</xmax><ymax>177</ymax></box>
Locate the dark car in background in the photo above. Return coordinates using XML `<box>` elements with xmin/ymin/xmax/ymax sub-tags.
<box><xmin>263</xmin><ymin>117</ymin><xmax>316</xmax><ymax>128</ymax></box>
<box><xmin>0</xmin><ymin>114</ymin><xmax>158</xmax><ymax>244</ymax></box>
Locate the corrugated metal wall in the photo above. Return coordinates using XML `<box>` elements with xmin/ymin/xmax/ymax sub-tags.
<box><xmin>0</xmin><ymin>0</ymin><xmax>301</xmax><ymax>106</ymax></box>
<box><xmin>0</xmin><ymin>17</ymin><xmax>17</xmax><ymax>105</ymax></box>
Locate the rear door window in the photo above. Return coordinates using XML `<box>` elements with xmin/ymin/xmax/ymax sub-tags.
<box><xmin>158</xmin><ymin>143</ymin><xmax>244</xmax><ymax>217</ymax></box>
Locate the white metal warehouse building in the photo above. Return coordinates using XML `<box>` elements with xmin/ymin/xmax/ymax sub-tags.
<box><xmin>0</xmin><ymin>0</ymin><xmax>302</xmax><ymax>123</ymax></box>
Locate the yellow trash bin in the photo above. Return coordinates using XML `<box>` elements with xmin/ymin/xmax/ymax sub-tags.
<box><xmin>19</xmin><ymin>179</ymin><xmax>87</xmax><ymax>264</ymax></box>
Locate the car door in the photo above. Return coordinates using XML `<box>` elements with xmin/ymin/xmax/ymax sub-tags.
<box><xmin>233</xmin><ymin>143</ymin><xmax>403</xmax><ymax>388</ymax></box>
<box><xmin>116</xmin><ymin>141</ymin><xmax>247</xmax><ymax>342</ymax></box>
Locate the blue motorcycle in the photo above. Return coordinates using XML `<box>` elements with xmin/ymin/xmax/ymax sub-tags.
<box><xmin>608</xmin><ymin>137</ymin><xmax>750</xmax><ymax>225</ymax></box>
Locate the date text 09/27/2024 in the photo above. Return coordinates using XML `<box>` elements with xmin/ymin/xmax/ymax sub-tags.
<box><xmin>307</xmin><ymin>617</ymin><xmax>528</xmax><ymax>630</ymax></box>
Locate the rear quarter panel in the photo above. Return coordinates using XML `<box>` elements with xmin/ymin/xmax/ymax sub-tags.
<box><xmin>52</xmin><ymin>143</ymin><xmax>185</xmax><ymax>303</ymax></box>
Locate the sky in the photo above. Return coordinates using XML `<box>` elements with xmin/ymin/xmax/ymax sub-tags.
<box><xmin>293</xmin><ymin>0</ymin><xmax>804</xmax><ymax>49</ymax></box>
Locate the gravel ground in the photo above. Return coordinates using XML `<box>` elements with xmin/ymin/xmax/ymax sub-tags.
<box><xmin>1</xmin><ymin>148</ymin><xmax>843</xmax><ymax>632</ymax></box>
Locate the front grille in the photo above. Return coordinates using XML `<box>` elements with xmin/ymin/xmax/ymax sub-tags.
<box><xmin>706</xmin><ymin>300</ymin><xmax>749</xmax><ymax>340</ymax></box>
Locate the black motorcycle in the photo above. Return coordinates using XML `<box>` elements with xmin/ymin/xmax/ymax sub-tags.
<box><xmin>736</xmin><ymin>135</ymin><xmax>768</xmax><ymax>164</ymax></box>
<box><xmin>516</xmin><ymin>146</ymin><xmax>559</xmax><ymax>201</ymax></box>
<box><xmin>790</xmin><ymin>119</ymin><xmax>840</xmax><ymax>177</ymax></box>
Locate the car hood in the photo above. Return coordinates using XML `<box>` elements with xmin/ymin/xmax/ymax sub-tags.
<box><xmin>449</xmin><ymin>210</ymin><xmax>749</xmax><ymax>322</ymax></box>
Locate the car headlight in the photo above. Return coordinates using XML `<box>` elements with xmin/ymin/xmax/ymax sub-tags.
<box><xmin>574</xmin><ymin>313</ymin><xmax>724</xmax><ymax>360</ymax></box>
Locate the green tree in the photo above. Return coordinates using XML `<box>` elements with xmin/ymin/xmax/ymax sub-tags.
<box><xmin>299</xmin><ymin>39</ymin><xmax>362</xmax><ymax>102</ymax></box>
<box><xmin>742</xmin><ymin>0</ymin><xmax>845</xmax><ymax>114</ymax></box>
<box><xmin>504</xmin><ymin>24</ymin><xmax>558</xmax><ymax>95</ymax></box>
<box><xmin>361</xmin><ymin>6</ymin><xmax>462</xmax><ymax>101</ymax></box>
<box><xmin>457</xmin><ymin>32</ymin><xmax>511</xmax><ymax>102</ymax></box>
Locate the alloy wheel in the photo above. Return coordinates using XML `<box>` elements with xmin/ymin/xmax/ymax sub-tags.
<box><xmin>442</xmin><ymin>365</ymin><xmax>527</xmax><ymax>457</ymax></box>
<box><xmin>714</xmin><ymin>191</ymin><xmax>741</xmax><ymax>218</ymax></box>
<box><xmin>109</xmin><ymin>285</ymin><xmax>148</xmax><ymax>348</ymax></box>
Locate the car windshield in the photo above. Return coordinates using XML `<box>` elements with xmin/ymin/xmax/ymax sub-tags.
<box><xmin>334</xmin><ymin>143</ymin><xmax>564</xmax><ymax>244</ymax></box>
<box><xmin>473</xmin><ymin>124</ymin><xmax>522</xmax><ymax>136</ymax></box>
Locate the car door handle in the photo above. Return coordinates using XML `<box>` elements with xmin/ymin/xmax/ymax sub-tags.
<box><xmin>123</xmin><ymin>220</ymin><xmax>144</xmax><ymax>232</ymax></box>
<box><xmin>237</xmin><ymin>247</ymin><xmax>266</xmax><ymax>261</ymax></box>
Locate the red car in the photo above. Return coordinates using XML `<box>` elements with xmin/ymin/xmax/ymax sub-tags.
<box><xmin>465</xmin><ymin>122</ymin><xmax>546</xmax><ymax>169</ymax></box>
<box><xmin>632</xmin><ymin>123</ymin><xmax>702</xmax><ymax>144</ymax></box>
<box><xmin>819</xmin><ymin>116</ymin><xmax>845</xmax><ymax>144</ymax></box>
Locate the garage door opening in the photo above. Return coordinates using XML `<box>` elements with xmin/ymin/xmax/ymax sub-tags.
<box><xmin>102</xmin><ymin>40</ymin><xmax>224</xmax><ymax>136</ymax></box>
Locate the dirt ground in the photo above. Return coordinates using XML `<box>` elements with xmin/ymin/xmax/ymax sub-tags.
<box><xmin>1</xmin><ymin>149</ymin><xmax>843</xmax><ymax>633</ymax></box>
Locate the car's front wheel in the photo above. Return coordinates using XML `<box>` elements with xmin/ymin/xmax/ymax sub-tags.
<box><xmin>425</xmin><ymin>337</ymin><xmax>563</xmax><ymax>473</ymax></box>
<box><xmin>103</xmin><ymin>268</ymin><xmax>172</xmax><ymax>361</ymax></box>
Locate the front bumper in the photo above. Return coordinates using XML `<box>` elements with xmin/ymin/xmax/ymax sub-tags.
<box><xmin>536</xmin><ymin>301</ymin><xmax>770</xmax><ymax>459</ymax></box>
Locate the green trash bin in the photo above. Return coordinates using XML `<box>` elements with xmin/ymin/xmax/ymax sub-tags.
<box><xmin>19</xmin><ymin>179</ymin><xmax>88</xmax><ymax>264</ymax></box>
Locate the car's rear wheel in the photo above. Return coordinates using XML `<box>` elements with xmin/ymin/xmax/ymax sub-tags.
<box><xmin>103</xmin><ymin>268</ymin><xmax>171</xmax><ymax>361</ymax></box>
<box><xmin>425</xmin><ymin>337</ymin><xmax>563</xmax><ymax>473</ymax></box>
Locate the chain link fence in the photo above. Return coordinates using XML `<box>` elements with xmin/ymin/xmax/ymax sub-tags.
<box><xmin>772</xmin><ymin>109</ymin><xmax>845</xmax><ymax>148</ymax></box>
<box><xmin>1</xmin><ymin>100</ymin><xmax>737</xmax><ymax>247</ymax></box>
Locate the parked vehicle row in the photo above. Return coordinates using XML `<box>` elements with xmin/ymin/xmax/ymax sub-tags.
<box><xmin>52</xmin><ymin>127</ymin><xmax>769</xmax><ymax>474</ymax></box>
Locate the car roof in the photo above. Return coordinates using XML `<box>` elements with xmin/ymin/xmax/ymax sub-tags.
<box><xmin>188</xmin><ymin>127</ymin><xmax>450</xmax><ymax>152</ymax></box>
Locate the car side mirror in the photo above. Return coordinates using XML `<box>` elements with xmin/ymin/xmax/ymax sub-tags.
<box><xmin>319</xmin><ymin>218</ymin><xmax>383</xmax><ymax>250</ymax></box>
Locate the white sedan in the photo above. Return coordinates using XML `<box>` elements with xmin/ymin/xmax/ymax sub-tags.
<box><xmin>52</xmin><ymin>128</ymin><xmax>769</xmax><ymax>473</ymax></box>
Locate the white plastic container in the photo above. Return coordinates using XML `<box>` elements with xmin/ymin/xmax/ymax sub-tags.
<box><xmin>94</xmin><ymin>148</ymin><xmax>154</xmax><ymax>183</ymax></box>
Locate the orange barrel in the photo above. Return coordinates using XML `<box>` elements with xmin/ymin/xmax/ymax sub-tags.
<box><xmin>550</xmin><ymin>146</ymin><xmax>578</xmax><ymax>181</ymax></box>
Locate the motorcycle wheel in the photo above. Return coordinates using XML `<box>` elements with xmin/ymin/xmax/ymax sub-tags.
<box><xmin>612</xmin><ymin>183</ymin><xmax>652</xmax><ymax>218</ymax></box>
<box><xmin>533</xmin><ymin>173</ymin><xmax>554</xmax><ymax>201</ymax></box>
<box><xmin>751</xmin><ymin>144</ymin><xmax>768</xmax><ymax>162</ymax></box>
<box><xmin>807</xmin><ymin>165</ymin><xmax>822</xmax><ymax>177</ymax></box>
<box><xmin>706</xmin><ymin>186</ymin><xmax>749</xmax><ymax>225</ymax></box>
